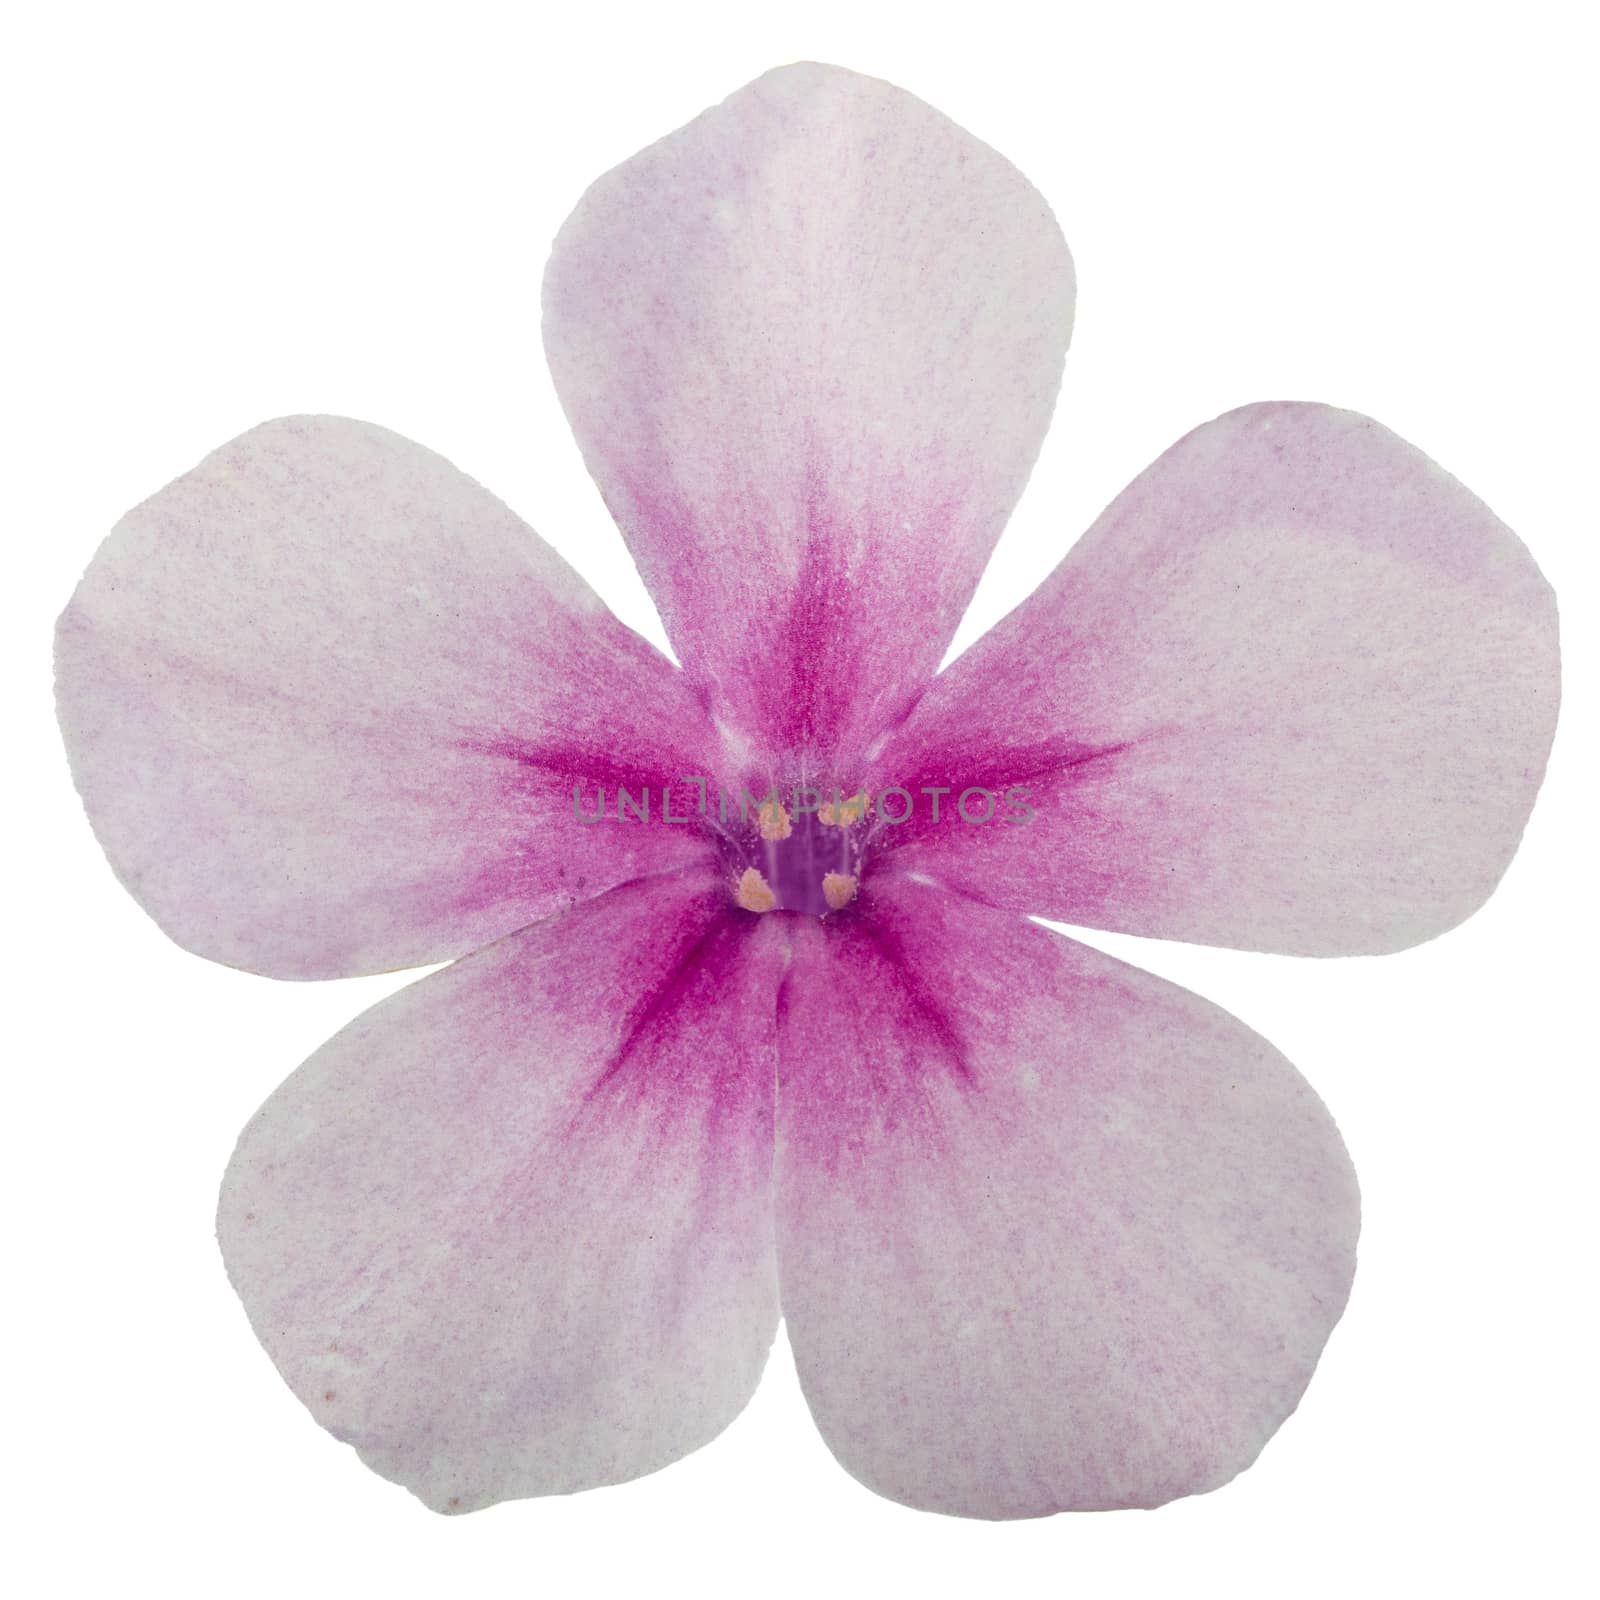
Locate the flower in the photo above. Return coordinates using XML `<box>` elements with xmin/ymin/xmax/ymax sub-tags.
<box><xmin>54</xmin><ymin>61</ymin><xmax>1559</xmax><ymax>1520</ymax></box>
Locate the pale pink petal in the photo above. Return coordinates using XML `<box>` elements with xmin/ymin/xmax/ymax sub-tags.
<box><xmin>57</xmin><ymin>415</ymin><xmax>720</xmax><ymax>978</ymax></box>
<box><xmin>776</xmin><ymin>873</ymin><xmax>1358</xmax><ymax>1517</ymax></box>
<box><xmin>544</xmin><ymin>62</ymin><xmax>1074</xmax><ymax>762</ymax></box>
<box><xmin>868</xmin><ymin>403</ymin><xmax>1559</xmax><ymax>954</ymax></box>
<box><xmin>218</xmin><ymin>869</ymin><xmax>782</xmax><ymax>1513</ymax></box>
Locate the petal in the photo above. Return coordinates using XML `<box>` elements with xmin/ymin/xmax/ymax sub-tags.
<box><xmin>775</xmin><ymin>874</ymin><xmax>1358</xmax><ymax>1517</ymax></box>
<box><xmin>57</xmin><ymin>416</ymin><xmax>720</xmax><ymax>978</ymax></box>
<box><xmin>217</xmin><ymin>868</ymin><xmax>783</xmax><ymax>1513</ymax></box>
<box><xmin>543</xmin><ymin>62</ymin><xmax>1074</xmax><ymax>763</ymax></box>
<box><xmin>868</xmin><ymin>403</ymin><xmax>1559</xmax><ymax>954</ymax></box>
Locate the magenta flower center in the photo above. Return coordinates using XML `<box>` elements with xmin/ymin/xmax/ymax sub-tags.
<box><xmin>726</xmin><ymin>788</ymin><xmax>871</xmax><ymax>916</ymax></box>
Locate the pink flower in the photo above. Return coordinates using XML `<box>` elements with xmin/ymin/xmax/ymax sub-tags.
<box><xmin>55</xmin><ymin>63</ymin><xmax>1559</xmax><ymax>1519</ymax></box>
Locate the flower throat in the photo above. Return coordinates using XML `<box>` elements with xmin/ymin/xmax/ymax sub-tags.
<box><xmin>733</xmin><ymin>791</ymin><xmax>870</xmax><ymax>916</ymax></box>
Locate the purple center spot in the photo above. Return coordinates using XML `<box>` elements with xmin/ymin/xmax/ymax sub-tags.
<box><xmin>744</xmin><ymin>801</ymin><xmax>865</xmax><ymax>916</ymax></box>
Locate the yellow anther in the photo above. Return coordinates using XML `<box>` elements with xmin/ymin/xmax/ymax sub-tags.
<box><xmin>818</xmin><ymin>790</ymin><xmax>870</xmax><ymax>827</ymax></box>
<box><xmin>822</xmin><ymin>872</ymin><xmax>858</xmax><ymax>911</ymax></box>
<box><xmin>757</xmin><ymin>800</ymin><xmax>792</xmax><ymax>841</ymax></box>
<box><xmin>735</xmin><ymin>867</ymin><xmax>777</xmax><ymax>913</ymax></box>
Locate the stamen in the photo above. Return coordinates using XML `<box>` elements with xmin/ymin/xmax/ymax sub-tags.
<box><xmin>822</xmin><ymin>871</ymin><xmax>858</xmax><ymax>911</ymax></box>
<box><xmin>735</xmin><ymin>867</ymin><xmax>777</xmax><ymax>913</ymax></box>
<box><xmin>818</xmin><ymin>790</ymin><xmax>871</xmax><ymax>826</ymax></box>
<box><xmin>757</xmin><ymin>801</ymin><xmax>792</xmax><ymax>841</ymax></box>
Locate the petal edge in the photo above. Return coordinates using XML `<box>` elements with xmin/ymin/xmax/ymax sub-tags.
<box><xmin>775</xmin><ymin>874</ymin><xmax>1359</xmax><ymax>1516</ymax></box>
<box><xmin>544</xmin><ymin>62</ymin><xmax>1075</xmax><ymax>762</ymax></box>
<box><xmin>870</xmin><ymin>402</ymin><xmax>1559</xmax><ymax>955</ymax></box>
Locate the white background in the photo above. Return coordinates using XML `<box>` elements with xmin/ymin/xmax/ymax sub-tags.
<box><xmin>5</xmin><ymin>3</ymin><xmax>1595</xmax><ymax>1595</ymax></box>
